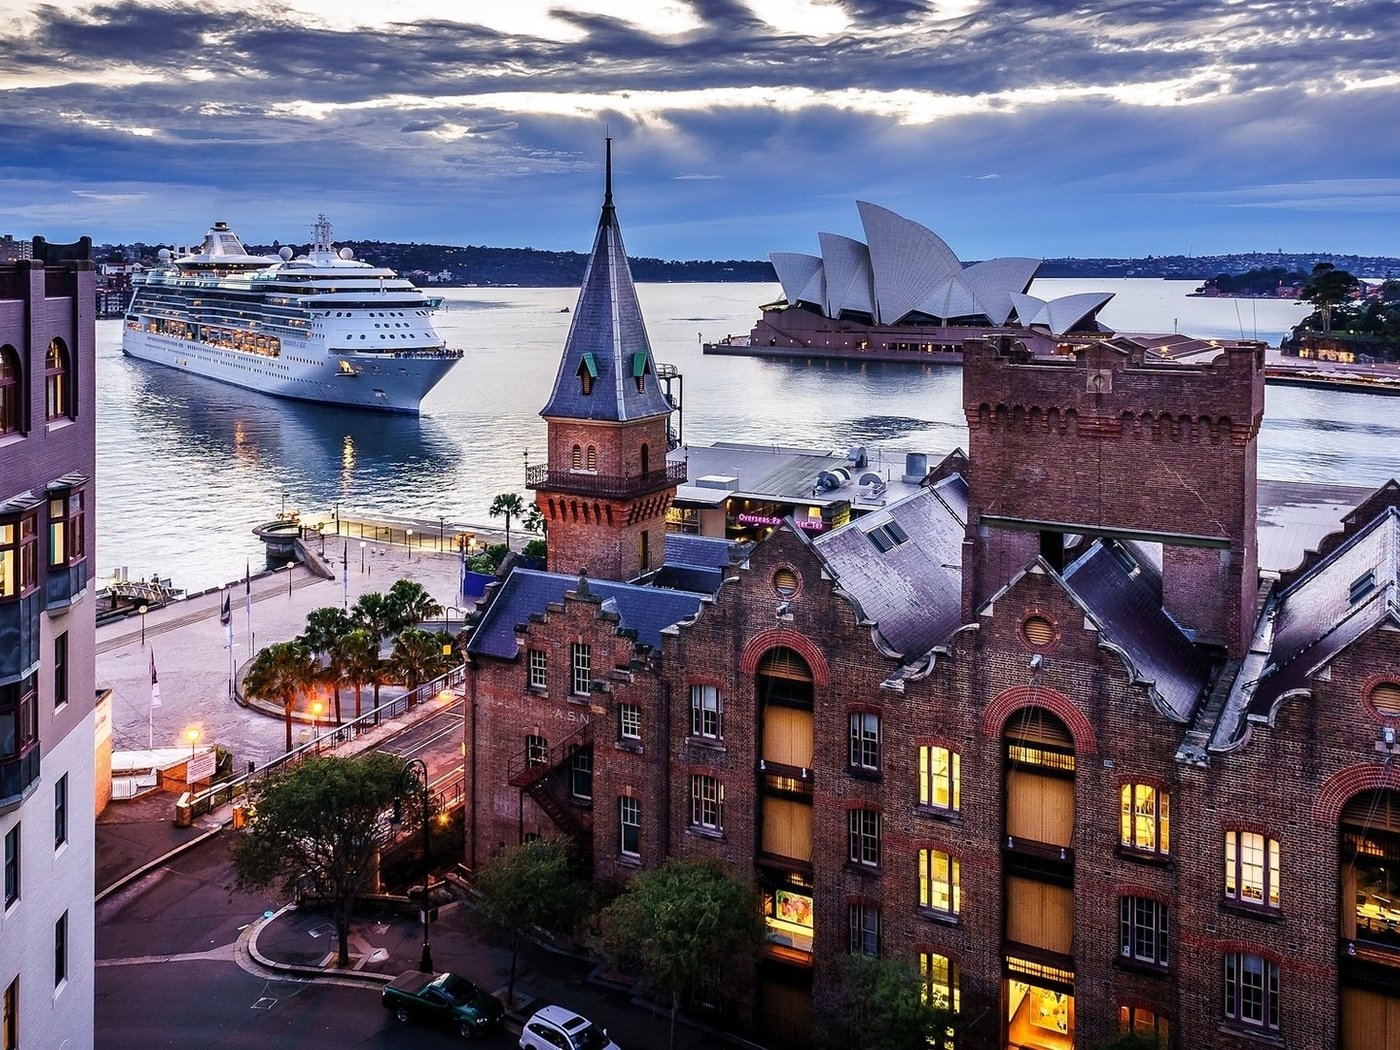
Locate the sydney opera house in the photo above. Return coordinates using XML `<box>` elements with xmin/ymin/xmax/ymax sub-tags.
<box><xmin>707</xmin><ymin>201</ymin><xmax>1115</xmax><ymax>362</ymax></box>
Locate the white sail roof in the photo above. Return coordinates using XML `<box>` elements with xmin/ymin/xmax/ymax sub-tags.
<box><xmin>857</xmin><ymin>201</ymin><xmax>962</xmax><ymax>324</ymax></box>
<box><xmin>771</xmin><ymin>252</ymin><xmax>826</xmax><ymax>308</ymax></box>
<box><xmin>818</xmin><ymin>232</ymin><xmax>875</xmax><ymax>318</ymax></box>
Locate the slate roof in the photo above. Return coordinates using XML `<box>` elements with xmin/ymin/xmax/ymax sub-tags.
<box><xmin>811</xmin><ymin>479</ymin><xmax>966</xmax><ymax>660</ymax></box>
<box><xmin>663</xmin><ymin>533</ymin><xmax>733</xmax><ymax>571</ymax></box>
<box><xmin>1249</xmin><ymin>506</ymin><xmax>1400</xmax><ymax>715</ymax></box>
<box><xmin>467</xmin><ymin>569</ymin><xmax>707</xmax><ymax>661</ymax></box>
<box><xmin>540</xmin><ymin>142</ymin><xmax>673</xmax><ymax>424</ymax></box>
<box><xmin>1062</xmin><ymin>540</ymin><xmax>1212</xmax><ymax>722</ymax></box>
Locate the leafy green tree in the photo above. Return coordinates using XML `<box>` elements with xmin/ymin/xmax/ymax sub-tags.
<box><xmin>389</xmin><ymin>627</ymin><xmax>454</xmax><ymax>702</ymax></box>
<box><xmin>488</xmin><ymin>492</ymin><xmax>526</xmax><ymax>550</ymax></box>
<box><xmin>334</xmin><ymin>627</ymin><xmax>379</xmax><ymax>720</ymax></box>
<box><xmin>817</xmin><ymin>954</ymin><xmax>955</xmax><ymax>1050</ymax></box>
<box><xmin>244</xmin><ymin>641</ymin><xmax>317</xmax><ymax>753</ymax></box>
<box><xmin>386</xmin><ymin>578</ymin><xmax>442</xmax><ymax>632</ymax></box>
<box><xmin>524</xmin><ymin>503</ymin><xmax>546</xmax><ymax>537</ymax></box>
<box><xmin>232</xmin><ymin>753</ymin><xmax>406</xmax><ymax>968</ymax></box>
<box><xmin>601</xmin><ymin>860</ymin><xmax>763</xmax><ymax>1050</ymax></box>
<box><xmin>1299</xmin><ymin>262</ymin><xmax>1360</xmax><ymax>333</ymax></box>
<box><xmin>468</xmin><ymin>543</ymin><xmax>510</xmax><ymax>575</ymax></box>
<box><xmin>474</xmin><ymin>839</ymin><xmax>590</xmax><ymax>1005</ymax></box>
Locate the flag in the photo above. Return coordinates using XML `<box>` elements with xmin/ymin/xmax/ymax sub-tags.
<box><xmin>219</xmin><ymin>591</ymin><xmax>231</xmax><ymax>626</ymax></box>
<box><xmin>244</xmin><ymin>562</ymin><xmax>252</xmax><ymax>616</ymax></box>
<box><xmin>149</xmin><ymin>650</ymin><xmax>162</xmax><ymax>709</ymax></box>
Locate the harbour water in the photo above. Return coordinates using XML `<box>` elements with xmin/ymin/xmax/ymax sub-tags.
<box><xmin>98</xmin><ymin>279</ymin><xmax>1396</xmax><ymax>592</ymax></box>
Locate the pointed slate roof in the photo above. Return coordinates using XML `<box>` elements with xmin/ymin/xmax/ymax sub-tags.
<box><xmin>540</xmin><ymin>141</ymin><xmax>674</xmax><ymax>423</ymax></box>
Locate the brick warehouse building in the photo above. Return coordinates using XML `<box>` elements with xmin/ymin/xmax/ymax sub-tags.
<box><xmin>463</xmin><ymin>154</ymin><xmax>1400</xmax><ymax>1050</ymax></box>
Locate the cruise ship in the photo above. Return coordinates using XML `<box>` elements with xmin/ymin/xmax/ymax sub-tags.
<box><xmin>122</xmin><ymin>217</ymin><xmax>463</xmax><ymax>413</ymax></box>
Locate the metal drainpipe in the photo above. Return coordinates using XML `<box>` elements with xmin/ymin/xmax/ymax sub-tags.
<box><xmin>660</xmin><ymin>673</ymin><xmax>671</xmax><ymax>858</ymax></box>
<box><xmin>467</xmin><ymin>657</ymin><xmax>478</xmax><ymax>874</ymax></box>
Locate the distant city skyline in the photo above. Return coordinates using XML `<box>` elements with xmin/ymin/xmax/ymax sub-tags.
<box><xmin>0</xmin><ymin>1</ymin><xmax>1395</xmax><ymax>261</ymax></box>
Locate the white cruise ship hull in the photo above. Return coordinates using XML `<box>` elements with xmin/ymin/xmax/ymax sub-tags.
<box><xmin>121</xmin><ymin>329</ymin><xmax>456</xmax><ymax>414</ymax></box>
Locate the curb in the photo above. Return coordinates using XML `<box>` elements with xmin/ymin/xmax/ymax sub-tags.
<box><xmin>246</xmin><ymin>903</ymin><xmax>396</xmax><ymax>986</ymax></box>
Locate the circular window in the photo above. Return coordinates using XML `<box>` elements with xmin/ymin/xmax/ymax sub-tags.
<box><xmin>774</xmin><ymin>567</ymin><xmax>799</xmax><ymax>599</ymax></box>
<box><xmin>1022</xmin><ymin>615</ymin><xmax>1056</xmax><ymax>648</ymax></box>
<box><xmin>1372</xmin><ymin>682</ymin><xmax>1400</xmax><ymax>717</ymax></box>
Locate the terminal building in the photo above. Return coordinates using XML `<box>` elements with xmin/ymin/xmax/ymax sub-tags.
<box><xmin>0</xmin><ymin>237</ymin><xmax>97</xmax><ymax>1048</ymax></box>
<box><xmin>463</xmin><ymin>155</ymin><xmax>1400</xmax><ymax>1049</ymax></box>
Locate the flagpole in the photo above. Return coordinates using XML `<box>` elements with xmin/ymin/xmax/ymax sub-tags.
<box><xmin>342</xmin><ymin>541</ymin><xmax>349</xmax><ymax>610</ymax></box>
<box><xmin>244</xmin><ymin>562</ymin><xmax>253</xmax><ymax>657</ymax></box>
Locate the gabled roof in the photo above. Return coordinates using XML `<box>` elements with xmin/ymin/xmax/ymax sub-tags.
<box><xmin>539</xmin><ymin>142</ymin><xmax>673</xmax><ymax>424</ymax></box>
<box><xmin>1063</xmin><ymin>540</ymin><xmax>1213</xmax><ymax>722</ymax></box>
<box><xmin>467</xmin><ymin>569</ymin><xmax>707</xmax><ymax>661</ymax></box>
<box><xmin>812</xmin><ymin>480</ymin><xmax>966</xmax><ymax>660</ymax></box>
<box><xmin>1249</xmin><ymin>506</ymin><xmax>1400</xmax><ymax>715</ymax></box>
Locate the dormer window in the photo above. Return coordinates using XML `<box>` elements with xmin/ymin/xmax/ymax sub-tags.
<box><xmin>1349</xmin><ymin>570</ymin><xmax>1377</xmax><ymax>605</ymax></box>
<box><xmin>631</xmin><ymin>351</ymin><xmax>651</xmax><ymax>393</ymax></box>
<box><xmin>578</xmin><ymin>352</ymin><xmax>598</xmax><ymax>395</ymax></box>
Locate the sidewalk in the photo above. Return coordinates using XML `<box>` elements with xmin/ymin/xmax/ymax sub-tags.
<box><xmin>95</xmin><ymin>797</ymin><xmax>747</xmax><ymax>1050</ymax></box>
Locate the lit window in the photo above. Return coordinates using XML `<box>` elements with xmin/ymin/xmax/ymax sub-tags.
<box><xmin>918</xmin><ymin>745</ymin><xmax>960</xmax><ymax>813</ymax></box>
<box><xmin>919</xmin><ymin>848</ymin><xmax>961</xmax><ymax>917</ymax></box>
<box><xmin>848</xmin><ymin>712</ymin><xmax>880</xmax><ymax>772</ymax></box>
<box><xmin>1119</xmin><ymin>897</ymin><xmax>1169</xmax><ymax>967</ymax></box>
<box><xmin>1120</xmin><ymin>784</ymin><xmax>1170</xmax><ymax>856</ymax></box>
<box><xmin>44</xmin><ymin>338</ymin><xmax>70</xmax><ymax>421</ymax></box>
<box><xmin>690</xmin><ymin>684</ymin><xmax>721</xmax><ymax>739</ymax></box>
<box><xmin>0</xmin><ymin>513</ymin><xmax>39</xmax><ymax>600</ymax></box>
<box><xmin>1225</xmin><ymin>831</ymin><xmax>1280</xmax><ymax>909</ymax></box>
<box><xmin>848</xmin><ymin>903</ymin><xmax>880</xmax><ymax>956</ymax></box>
<box><xmin>848</xmin><ymin>809</ymin><xmax>880</xmax><ymax>867</ymax></box>
<box><xmin>571</xmin><ymin>643</ymin><xmax>591</xmax><ymax>696</ymax></box>
<box><xmin>527</xmin><ymin>649</ymin><xmax>547</xmax><ymax>689</ymax></box>
<box><xmin>1118</xmin><ymin>1005</ymin><xmax>1170</xmax><ymax>1046</ymax></box>
<box><xmin>619</xmin><ymin>703</ymin><xmax>641</xmax><ymax>741</ymax></box>
<box><xmin>620</xmin><ymin>796</ymin><xmax>640</xmax><ymax>857</ymax></box>
<box><xmin>920</xmin><ymin>952</ymin><xmax>960</xmax><ymax>1014</ymax></box>
<box><xmin>1224</xmin><ymin>953</ymin><xmax>1279</xmax><ymax>1032</ymax></box>
<box><xmin>690</xmin><ymin>775</ymin><xmax>722</xmax><ymax>832</ymax></box>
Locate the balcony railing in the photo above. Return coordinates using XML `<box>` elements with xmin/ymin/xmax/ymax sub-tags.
<box><xmin>525</xmin><ymin>460</ymin><xmax>687</xmax><ymax>499</ymax></box>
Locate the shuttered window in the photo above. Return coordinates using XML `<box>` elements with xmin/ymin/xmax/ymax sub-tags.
<box><xmin>762</xmin><ymin>705</ymin><xmax>813</xmax><ymax>768</ymax></box>
<box><xmin>1006</xmin><ymin>876</ymin><xmax>1073</xmax><ymax>955</ymax></box>
<box><xmin>1341</xmin><ymin>988</ymin><xmax>1400</xmax><ymax>1050</ymax></box>
<box><xmin>761</xmin><ymin>796</ymin><xmax>813</xmax><ymax>862</ymax></box>
<box><xmin>1007</xmin><ymin>770</ymin><xmax>1075</xmax><ymax>847</ymax></box>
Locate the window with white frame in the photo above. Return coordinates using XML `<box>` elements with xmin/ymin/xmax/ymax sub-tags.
<box><xmin>527</xmin><ymin>649</ymin><xmax>547</xmax><ymax>689</ymax></box>
<box><xmin>619</xmin><ymin>703</ymin><xmax>641</xmax><ymax>741</ymax></box>
<box><xmin>848</xmin><ymin>808</ymin><xmax>881</xmax><ymax>867</ymax></box>
<box><xmin>1225</xmin><ymin>831</ymin><xmax>1280</xmax><ymax>909</ymax></box>
<box><xmin>526</xmin><ymin>734</ymin><xmax>548</xmax><ymax>767</ymax></box>
<box><xmin>919</xmin><ymin>848</ymin><xmax>961</xmax><ymax>917</ymax></box>
<box><xmin>1119</xmin><ymin>897</ymin><xmax>1169</xmax><ymax>968</ymax></box>
<box><xmin>690</xmin><ymin>775</ymin><xmax>723</xmax><ymax>832</ymax></box>
<box><xmin>1224</xmin><ymin>953</ymin><xmax>1279</xmax><ymax>1032</ymax></box>
<box><xmin>1121</xmin><ymin>783</ymin><xmax>1170</xmax><ymax>856</ymax></box>
<box><xmin>570</xmin><ymin>750</ymin><xmax>592</xmax><ymax>801</ymax></box>
<box><xmin>571</xmin><ymin>643</ymin><xmax>591</xmax><ymax>696</ymax></box>
<box><xmin>54</xmin><ymin>911</ymin><xmax>67</xmax><ymax>987</ymax></box>
<box><xmin>848</xmin><ymin>902</ymin><xmax>880</xmax><ymax>956</ymax></box>
<box><xmin>848</xmin><ymin>712</ymin><xmax>880</xmax><ymax>772</ymax></box>
<box><xmin>3</xmin><ymin>825</ymin><xmax>17</xmax><ymax>908</ymax></box>
<box><xmin>918</xmin><ymin>745</ymin><xmax>960</xmax><ymax>813</ymax></box>
<box><xmin>690</xmin><ymin>684</ymin><xmax>721</xmax><ymax>740</ymax></box>
<box><xmin>54</xmin><ymin>774</ymin><xmax>67</xmax><ymax>849</ymax></box>
<box><xmin>620</xmin><ymin>796</ymin><xmax>640</xmax><ymax>857</ymax></box>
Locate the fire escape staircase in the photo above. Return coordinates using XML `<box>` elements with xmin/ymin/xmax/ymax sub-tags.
<box><xmin>507</xmin><ymin>721</ymin><xmax>594</xmax><ymax>842</ymax></box>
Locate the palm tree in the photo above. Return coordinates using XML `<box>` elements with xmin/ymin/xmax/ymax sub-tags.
<box><xmin>351</xmin><ymin>591</ymin><xmax>393</xmax><ymax>721</ymax></box>
<box><xmin>333</xmin><ymin>628</ymin><xmax>379</xmax><ymax>721</ymax></box>
<box><xmin>386</xmin><ymin>579</ymin><xmax>442</xmax><ymax>632</ymax></box>
<box><xmin>244</xmin><ymin>641</ymin><xmax>317</xmax><ymax>753</ymax></box>
<box><xmin>300</xmin><ymin>606</ymin><xmax>351</xmax><ymax>723</ymax></box>
<box><xmin>389</xmin><ymin>627</ymin><xmax>454</xmax><ymax>704</ymax></box>
<box><xmin>489</xmin><ymin>492</ymin><xmax>526</xmax><ymax>551</ymax></box>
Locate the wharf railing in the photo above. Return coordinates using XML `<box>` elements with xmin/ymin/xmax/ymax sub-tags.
<box><xmin>182</xmin><ymin>664</ymin><xmax>466</xmax><ymax>821</ymax></box>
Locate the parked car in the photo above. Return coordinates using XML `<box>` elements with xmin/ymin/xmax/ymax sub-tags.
<box><xmin>519</xmin><ymin>1004</ymin><xmax>620</xmax><ymax>1050</ymax></box>
<box><xmin>382</xmin><ymin>970</ymin><xmax>504</xmax><ymax>1039</ymax></box>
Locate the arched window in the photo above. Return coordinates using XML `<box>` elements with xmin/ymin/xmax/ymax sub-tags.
<box><xmin>571</xmin><ymin>444</ymin><xmax>582</xmax><ymax>470</ymax></box>
<box><xmin>586</xmin><ymin>446</ymin><xmax>597</xmax><ymax>471</ymax></box>
<box><xmin>0</xmin><ymin>346</ymin><xmax>19</xmax><ymax>434</ymax></box>
<box><xmin>45</xmin><ymin>338</ymin><xmax>70</xmax><ymax>421</ymax></box>
<box><xmin>756</xmin><ymin>646</ymin><xmax>814</xmax><ymax>708</ymax></box>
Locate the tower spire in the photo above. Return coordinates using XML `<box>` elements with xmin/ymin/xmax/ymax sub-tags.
<box><xmin>604</xmin><ymin>136</ymin><xmax>614</xmax><ymax>210</ymax></box>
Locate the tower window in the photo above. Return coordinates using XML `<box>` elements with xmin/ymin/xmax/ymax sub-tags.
<box><xmin>586</xmin><ymin>446</ymin><xmax>597</xmax><ymax>471</ymax></box>
<box><xmin>571</xmin><ymin>445</ymin><xmax>582</xmax><ymax>470</ymax></box>
<box><xmin>578</xmin><ymin>352</ymin><xmax>598</xmax><ymax>395</ymax></box>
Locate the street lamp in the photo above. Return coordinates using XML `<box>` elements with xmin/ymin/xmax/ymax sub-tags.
<box><xmin>184</xmin><ymin>726</ymin><xmax>200</xmax><ymax>761</ymax></box>
<box><xmin>138</xmin><ymin>603</ymin><xmax>149</xmax><ymax>647</ymax></box>
<box><xmin>438</xmin><ymin>516</ymin><xmax>444</xmax><ymax>552</ymax></box>
<box><xmin>360</xmin><ymin>541</ymin><xmax>367</xmax><ymax>573</ymax></box>
<box><xmin>406</xmin><ymin>529</ymin><xmax>414</xmax><ymax>561</ymax></box>
<box><xmin>311</xmin><ymin>700</ymin><xmax>324</xmax><ymax>752</ymax></box>
<box><xmin>391</xmin><ymin>758</ymin><xmax>434</xmax><ymax>972</ymax></box>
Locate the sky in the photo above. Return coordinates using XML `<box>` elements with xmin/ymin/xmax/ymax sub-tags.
<box><xmin>0</xmin><ymin>0</ymin><xmax>1396</xmax><ymax>261</ymax></box>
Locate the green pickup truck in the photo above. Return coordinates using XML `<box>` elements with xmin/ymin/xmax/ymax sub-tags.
<box><xmin>382</xmin><ymin>970</ymin><xmax>505</xmax><ymax>1039</ymax></box>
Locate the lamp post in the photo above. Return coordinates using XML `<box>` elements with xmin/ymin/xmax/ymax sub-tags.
<box><xmin>334</xmin><ymin>502</ymin><xmax>341</xmax><ymax>535</ymax></box>
<box><xmin>138</xmin><ymin>603</ymin><xmax>149</xmax><ymax>647</ymax></box>
<box><xmin>406</xmin><ymin>529</ymin><xmax>414</xmax><ymax>561</ymax></box>
<box><xmin>311</xmin><ymin>700</ymin><xmax>324</xmax><ymax>753</ymax></box>
<box><xmin>438</xmin><ymin>516</ymin><xmax>444</xmax><ymax>552</ymax></box>
<box><xmin>391</xmin><ymin>758</ymin><xmax>434</xmax><ymax>972</ymax></box>
<box><xmin>360</xmin><ymin>541</ymin><xmax>367</xmax><ymax>573</ymax></box>
<box><xmin>184</xmin><ymin>726</ymin><xmax>200</xmax><ymax>760</ymax></box>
